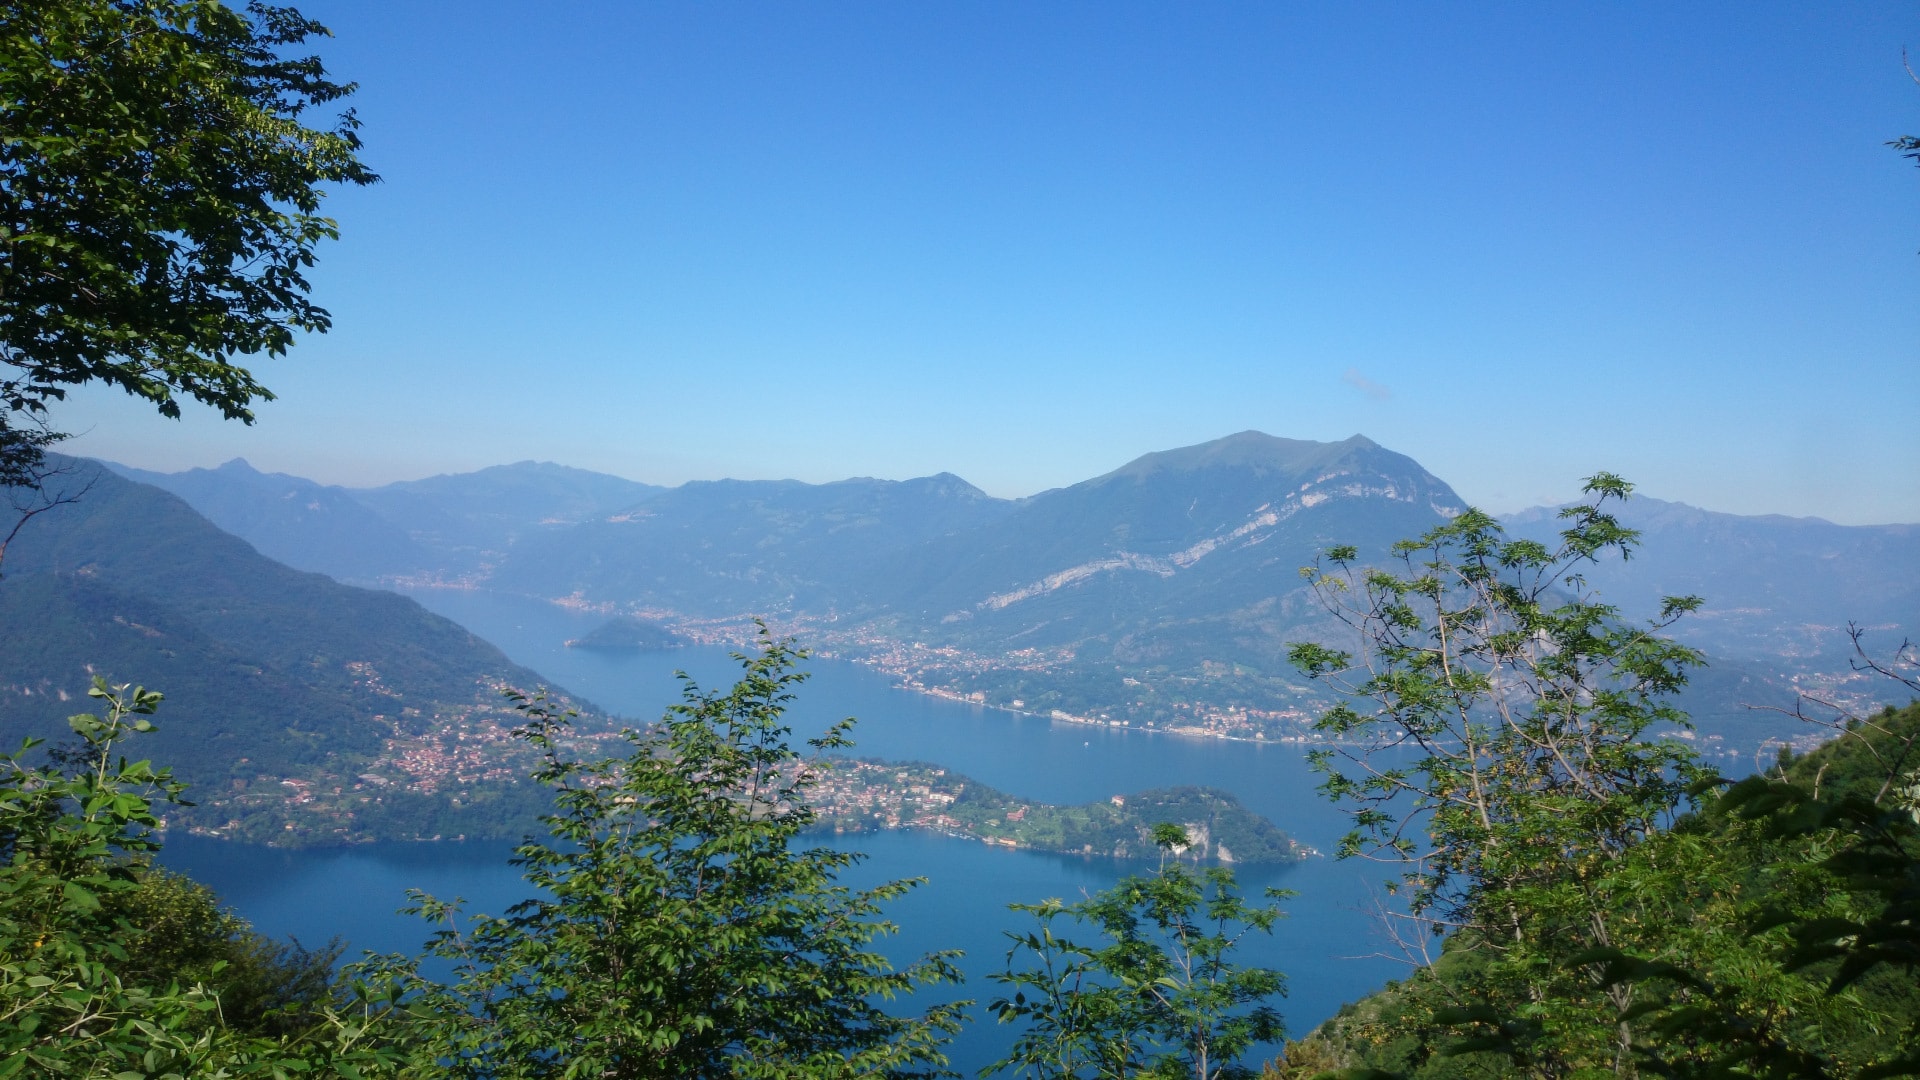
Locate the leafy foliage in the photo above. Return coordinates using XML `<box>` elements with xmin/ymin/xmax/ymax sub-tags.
<box><xmin>0</xmin><ymin>0</ymin><xmax>376</xmax><ymax>486</ymax></box>
<box><xmin>1289</xmin><ymin>475</ymin><xmax>1706</xmax><ymax>947</ymax></box>
<box><xmin>989</xmin><ymin>826</ymin><xmax>1288</xmax><ymax>1080</ymax></box>
<box><xmin>105</xmin><ymin>865</ymin><xmax>348</xmax><ymax>1038</ymax></box>
<box><xmin>0</xmin><ymin>677</ymin><xmax>402</xmax><ymax>1077</ymax></box>
<box><xmin>362</xmin><ymin>636</ymin><xmax>966</xmax><ymax>1079</ymax></box>
<box><xmin>1287</xmin><ymin>476</ymin><xmax>1711</xmax><ymax>1072</ymax></box>
<box><xmin>1283</xmin><ymin>479</ymin><xmax>1919</xmax><ymax>1080</ymax></box>
<box><xmin>1299</xmin><ymin>708</ymin><xmax>1920</xmax><ymax>1080</ymax></box>
<box><xmin>1591</xmin><ymin>702</ymin><xmax>1920</xmax><ymax>1080</ymax></box>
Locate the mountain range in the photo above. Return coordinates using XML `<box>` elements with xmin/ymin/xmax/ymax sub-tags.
<box><xmin>14</xmin><ymin>430</ymin><xmax>1899</xmax><ymax>846</ymax></box>
<box><xmin>1504</xmin><ymin>497</ymin><xmax>1920</xmax><ymax>663</ymax></box>
<box><xmin>108</xmin><ymin>458</ymin><xmax>663</xmax><ymax>582</ymax></box>
<box><xmin>91</xmin><ymin>430</ymin><xmax>1920</xmax><ymax>751</ymax></box>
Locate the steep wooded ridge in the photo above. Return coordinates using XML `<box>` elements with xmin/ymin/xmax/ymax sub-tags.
<box><xmin>1280</xmin><ymin>701</ymin><xmax>1920</xmax><ymax>1080</ymax></box>
<box><xmin>93</xmin><ymin>432</ymin><xmax>1918</xmax><ymax>749</ymax></box>
<box><xmin>0</xmin><ymin>459</ymin><xmax>594</xmax><ymax>844</ymax></box>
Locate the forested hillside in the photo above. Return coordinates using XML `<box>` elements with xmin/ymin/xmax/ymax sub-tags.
<box><xmin>0</xmin><ymin>459</ymin><xmax>592</xmax><ymax>843</ymax></box>
<box><xmin>1277</xmin><ymin>700</ymin><xmax>1920</xmax><ymax>1080</ymax></box>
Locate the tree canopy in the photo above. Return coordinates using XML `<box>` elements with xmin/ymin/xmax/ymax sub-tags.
<box><xmin>0</xmin><ymin>0</ymin><xmax>375</xmax><ymax>487</ymax></box>
<box><xmin>362</xmin><ymin>638</ymin><xmax>967</xmax><ymax>1079</ymax></box>
<box><xmin>1279</xmin><ymin>478</ymin><xmax>1920</xmax><ymax>1080</ymax></box>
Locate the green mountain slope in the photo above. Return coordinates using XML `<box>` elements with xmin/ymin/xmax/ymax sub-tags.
<box><xmin>875</xmin><ymin>432</ymin><xmax>1466</xmax><ymax>648</ymax></box>
<box><xmin>0</xmin><ymin>460</ymin><xmax>588</xmax><ymax>843</ymax></box>
<box><xmin>0</xmin><ymin>573</ymin><xmax>384</xmax><ymax>776</ymax></box>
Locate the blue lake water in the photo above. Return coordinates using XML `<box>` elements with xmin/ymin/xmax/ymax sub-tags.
<box><xmin>157</xmin><ymin>589</ymin><xmax>1409</xmax><ymax>1073</ymax></box>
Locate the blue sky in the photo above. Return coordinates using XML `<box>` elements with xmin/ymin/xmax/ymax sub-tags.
<box><xmin>63</xmin><ymin>2</ymin><xmax>1920</xmax><ymax>523</ymax></box>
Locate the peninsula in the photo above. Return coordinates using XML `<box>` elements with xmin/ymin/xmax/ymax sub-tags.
<box><xmin>808</xmin><ymin>759</ymin><xmax>1306</xmax><ymax>864</ymax></box>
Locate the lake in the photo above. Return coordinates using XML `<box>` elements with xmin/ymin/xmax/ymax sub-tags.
<box><xmin>158</xmin><ymin>588</ymin><xmax>1410</xmax><ymax>1073</ymax></box>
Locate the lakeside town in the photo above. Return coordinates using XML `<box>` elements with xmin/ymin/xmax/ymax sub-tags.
<box><xmin>540</xmin><ymin>601</ymin><xmax>1817</xmax><ymax>761</ymax></box>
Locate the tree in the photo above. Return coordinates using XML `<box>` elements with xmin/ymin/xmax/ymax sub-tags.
<box><xmin>1284</xmin><ymin>478</ymin><xmax>1916</xmax><ymax>1080</ymax></box>
<box><xmin>106</xmin><ymin>866</ymin><xmax>350</xmax><ymax>1039</ymax></box>
<box><xmin>1287</xmin><ymin>476</ymin><xmax>1712</xmax><ymax>1076</ymax></box>
<box><xmin>988</xmin><ymin>823</ymin><xmax>1287</xmax><ymax>1080</ymax></box>
<box><xmin>0</xmin><ymin>677</ymin><xmax>403</xmax><ymax>1076</ymax></box>
<box><xmin>0</xmin><ymin>0</ymin><xmax>376</xmax><ymax>492</ymax></box>
<box><xmin>363</xmin><ymin>635</ymin><xmax>966</xmax><ymax>1079</ymax></box>
<box><xmin>1587</xmin><ymin>663</ymin><xmax>1920</xmax><ymax>1080</ymax></box>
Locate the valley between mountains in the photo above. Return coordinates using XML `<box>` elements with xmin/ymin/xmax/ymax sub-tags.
<box><xmin>3</xmin><ymin>430</ymin><xmax>1913</xmax><ymax>846</ymax></box>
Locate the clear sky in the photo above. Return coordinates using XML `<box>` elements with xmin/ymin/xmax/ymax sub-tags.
<box><xmin>61</xmin><ymin>1</ymin><xmax>1920</xmax><ymax>523</ymax></box>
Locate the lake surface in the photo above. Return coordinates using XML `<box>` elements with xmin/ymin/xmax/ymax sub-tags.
<box><xmin>159</xmin><ymin>588</ymin><xmax>1410</xmax><ymax>1073</ymax></box>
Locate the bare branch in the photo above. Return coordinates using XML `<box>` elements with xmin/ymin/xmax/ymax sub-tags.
<box><xmin>0</xmin><ymin>456</ymin><xmax>99</xmax><ymax>577</ymax></box>
<box><xmin>1746</xmin><ymin>625</ymin><xmax>1920</xmax><ymax>804</ymax></box>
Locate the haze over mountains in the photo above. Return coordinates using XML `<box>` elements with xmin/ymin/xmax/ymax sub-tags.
<box><xmin>495</xmin><ymin>470</ymin><xmax>1012</xmax><ymax>613</ymax></box>
<box><xmin>85</xmin><ymin>430</ymin><xmax>1920</xmax><ymax>750</ymax></box>
<box><xmin>858</xmin><ymin>434</ymin><xmax>1466</xmax><ymax>658</ymax></box>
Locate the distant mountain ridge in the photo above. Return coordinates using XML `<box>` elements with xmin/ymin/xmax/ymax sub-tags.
<box><xmin>351</xmin><ymin>461</ymin><xmax>665</xmax><ymax>571</ymax></box>
<box><xmin>470</xmin><ymin>431</ymin><xmax>1474</xmax><ymax>669</ymax></box>
<box><xmin>30</xmin><ymin>432</ymin><xmax>1900</xmax><ymax>851</ymax></box>
<box><xmin>109</xmin><ymin>458</ymin><xmax>663</xmax><ymax>582</ymax></box>
<box><xmin>1503</xmin><ymin>495</ymin><xmax>1920</xmax><ymax>661</ymax></box>
<box><xmin>493</xmin><ymin>471</ymin><xmax>1013</xmax><ymax>614</ymax></box>
<box><xmin>864</xmin><ymin>432</ymin><xmax>1466</xmax><ymax>632</ymax></box>
<box><xmin>102</xmin><ymin>431</ymin><xmax>1918</xmax><ymax>749</ymax></box>
<box><xmin>106</xmin><ymin>459</ymin><xmax>433</xmax><ymax>582</ymax></box>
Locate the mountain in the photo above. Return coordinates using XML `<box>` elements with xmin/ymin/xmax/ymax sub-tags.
<box><xmin>490</xmin><ymin>472</ymin><xmax>1014</xmax><ymax>614</ymax></box>
<box><xmin>0</xmin><ymin>459</ymin><xmax>589</xmax><ymax>843</ymax></box>
<box><xmin>351</xmin><ymin>461</ymin><xmax>664</xmax><ymax>571</ymax></box>
<box><xmin>472</xmin><ymin>431</ymin><xmax>1513</xmax><ymax>743</ymax></box>
<box><xmin>75</xmin><ymin>433</ymin><xmax>1898</xmax><ymax>754</ymax></box>
<box><xmin>839</xmin><ymin>434</ymin><xmax>1799</xmax><ymax>746</ymax></box>
<box><xmin>105</xmin><ymin>458</ymin><xmax>431</xmax><ymax>582</ymax></box>
<box><xmin>872</xmin><ymin>432</ymin><xmax>1468</xmax><ymax>662</ymax></box>
<box><xmin>1503</xmin><ymin>497</ymin><xmax>1920</xmax><ymax>662</ymax></box>
<box><xmin>429</xmin><ymin>432</ymin><xmax>1809</xmax><ymax>744</ymax></box>
<box><xmin>107</xmin><ymin>459</ymin><xmax>666</xmax><ymax>583</ymax></box>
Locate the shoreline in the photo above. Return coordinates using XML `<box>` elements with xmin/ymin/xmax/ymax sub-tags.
<box><xmin>811</xmin><ymin>820</ymin><xmax>1315</xmax><ymax>867</ymax></box>
<box><xmin>392</xmin><ymin>587</ymin><xmax>1772</xmax><ymax>760</ymax></box>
